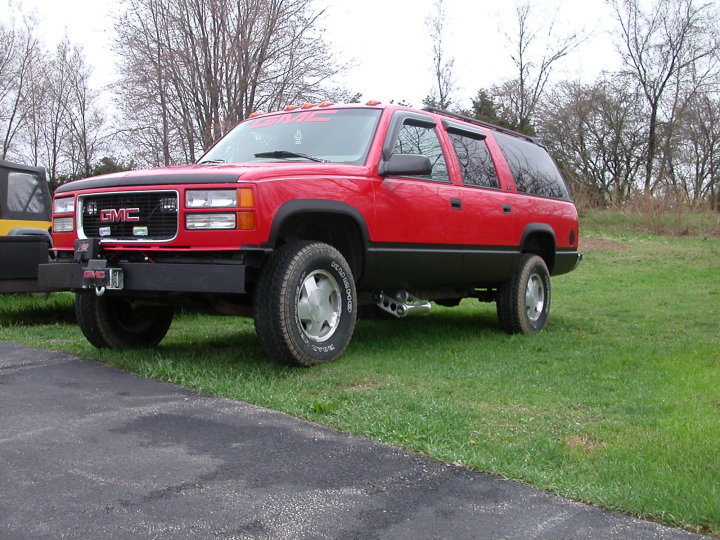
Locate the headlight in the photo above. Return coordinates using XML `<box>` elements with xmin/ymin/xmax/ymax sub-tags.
<box><xmin>186</xmin><ymin>190</ymin><xmax>237</xmax><ymax>208</ymax></box>
<box><xmin>53</xmin><ymin>217</ymin><xmax>74</xmax><ymax>232</ymax></box>
<box><xmin>186</xmin><ymin>213</ymin><xmax>236</xmax><ymax>230</ymax></box>
<box><xmin>54</xmin><ymin>197</ymin><xmax>75</xmax><ymax>214</ymax></box>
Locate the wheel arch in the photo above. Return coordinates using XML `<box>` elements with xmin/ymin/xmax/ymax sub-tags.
<box><xmin>267</xmin><ymin>199</ymin><xmax>369</xmax><ymax>280</ymax></box>
<box><xmin>520</xmin><ymin>223</ymin><xmax>556</xmax><ymax>273</ymax></box>
<box><xmin>8</xmin><ymin>227</ymin><xmax>53</xmax><ymax>245</ymax></box>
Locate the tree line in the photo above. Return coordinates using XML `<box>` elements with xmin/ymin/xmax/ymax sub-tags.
<box><xmin>1</xmin><ymin>14</ymin><xmax>105</xmax><ymax>190</ymax></box>
<box><xmin>426</xmin><ymin>0</ymin><xmax>720</xmax><ymax>210</ymax></box>
<box><xmin>1</xmin><ymin>0</ymin><xmax>719</xmax><ymax>210</ymax></box>
<box><xmin>1</xmin><ymin>0</ymin><xmax>346</xmax><ymax>187</ymax></box>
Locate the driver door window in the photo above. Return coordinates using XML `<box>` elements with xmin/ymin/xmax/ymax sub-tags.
<box><xmin>392</xmin><ymin>124</ymin><xmax>449</xmax><ymax>182</ymax></box>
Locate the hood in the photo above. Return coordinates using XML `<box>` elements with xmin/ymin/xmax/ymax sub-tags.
<box><xmin>54</xmin><ymin>162</ymin><xmax>371</xmax><ymax>194</ymax></box>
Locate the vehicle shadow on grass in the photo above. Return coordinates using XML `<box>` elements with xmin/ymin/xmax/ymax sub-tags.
<box><xmin>354</xmin><ymin>305</ymin><xmax>502</xmax><ymax>343</ymax></box>
<box><xmin>152</xmin><ymin>329</ymin><xmax>290</xmax><ymax>375</ymax></box>
<box><xmin>350</xmin><ymin>305</ymin><xmax>585</xmax><ymax>361</ymax></box>
<box><xmin>94</xmin><ymin>305</ymin><xmax>579</xmax><ymax>379</ymax></box>
<box><xmin>0</xmin><ymin>294</ymin><xmax>76</xmax><ymax>327</ymax></box>
<box><xmin>147</xmin><ymin>309</ymin><xmax>504</xmax><ymax>376</ymax></box>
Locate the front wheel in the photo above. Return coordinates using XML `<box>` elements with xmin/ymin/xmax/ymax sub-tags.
<box><xmin>496</xmin><ymin>254</ymin><xmax>551</xmax><ymax>334</ymax></box>
<box><xmin>254</xmin><ymin>241</ymin><xmax>357</xmax><ymax>366</ymax></box>
<box><xmin>75</xmin><ymin>291</ymin><xmax>174</xmax><ymax>349</ymax></box>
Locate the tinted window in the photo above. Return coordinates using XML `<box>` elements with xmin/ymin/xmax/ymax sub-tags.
<box><xmin>449</xmin><ymin>133</ymin><xmax>499</xmax><ymax>189</ymax></box>
<box><xmin>392</xmin><ymin>123</ymin><xmax>448</xmax><ymax>181</ymax></box>
<box><xmin>493</xmin><ymin>132</ymin><xmax>570</xmax><ymax>199</ymax></box>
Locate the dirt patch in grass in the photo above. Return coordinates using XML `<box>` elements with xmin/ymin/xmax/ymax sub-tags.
<box><xmin>579</xmin><ymin>237</ymin><xmax>628</xmax><ymax>253</ymax></box>
<box><xmin>344</xmin><ymin>379</ymin><xmax>384</xmax><ymax>393</ymax></box>
<box><xmin>567</xmin><ymin>434</ymin><xmax>606</xmax><ymax>453</ymax></box>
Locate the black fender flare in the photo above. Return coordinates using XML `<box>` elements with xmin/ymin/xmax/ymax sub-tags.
<box><xmin>520</xmin><ymin>223</ymin><xmax>556</xmax><ymax>270</ymax></box>
<box><xmin>8</xmin><ymin>227</ymin><xmax>53</xmax><ymax>246</ymax></box>
<box><xmin>266</xmin><ymin>199</ymin><xmax>371</xmax><ymax>249</ymax></box>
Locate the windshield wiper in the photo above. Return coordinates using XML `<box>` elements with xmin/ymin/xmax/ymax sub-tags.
<box><xmin>198</xmin><ymin>159</ymin><xmax>226</xmax><ymax>164</ymax></box>
<box><xmin>254</xmin><ymin>150</ymin><xmax>328</xmax><ymax>163</ymax></box>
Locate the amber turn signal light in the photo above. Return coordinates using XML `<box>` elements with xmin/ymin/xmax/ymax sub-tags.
<box><xmin>237</xmin><ymin>211</ymin><xmax>255</xmax><ymax>230</ymax></box>
<box><xmin>238</xmin><ymin>188</ymin><xmax>254</xmax><ymax>208</ymax></box>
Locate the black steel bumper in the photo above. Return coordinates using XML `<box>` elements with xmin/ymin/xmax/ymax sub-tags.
<box><xmin>38</xmin><ymin>260</ymin><xmax>246</xmax><ymax>294</ymax></box>
<box><xmin>0</xmin><ymin>235</ymin><xmax>57</xmax><ymax>293</ymax></box>
<box><xmin>552</xmin><ymin>250</ymin><xmax>583</xmax><ymax>276</ymax></box>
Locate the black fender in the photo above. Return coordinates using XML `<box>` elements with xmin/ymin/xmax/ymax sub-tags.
<box><xmin>520</xmin><ymin>223</ymin><xmax>556</xmax><ymax>271</ymax></box>
<box><xmin>265</xmin><ymin>200</ymin><xmax>371</xmax><ymax>281</ymax></box>
<box><xmin>267</xmin><ymin>199</ymin><xmax>370</xmax><ymax>246</ymax></box>
<box><xmin>8</xmin><ymin>227</ymin><xmax>53</xmax><ymax>245</ymax></box>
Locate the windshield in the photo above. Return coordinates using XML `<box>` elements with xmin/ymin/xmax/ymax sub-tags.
<box><xmin>200</xmin><ymin>108</ymin><xmax>382</xmax><ymax>166</ymax></box>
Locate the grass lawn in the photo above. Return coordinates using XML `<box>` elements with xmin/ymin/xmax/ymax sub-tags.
<box><xmin>1</xmin><ymin>212</ymin><xmax>718</xmax><ymax>534</ymax></box>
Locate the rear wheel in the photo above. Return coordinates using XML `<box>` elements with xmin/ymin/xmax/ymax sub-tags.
<box><xmin>496</xmin><ymin>254</ymin><xmax>551</xmax><ymax>334</ymax></box>
<box><xmin>75</xmin><ymin>291</ymin><xmax>174</xmax><ymax>349</ymax></box>
<box><xmin>254</xmin><ymin>241</ymin><xmax>357</xmax><ymax>366</ymax></box>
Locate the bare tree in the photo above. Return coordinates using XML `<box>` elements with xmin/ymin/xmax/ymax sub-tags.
<box><xmin>609</xmin><ymin>0</ymin><xmax>720</xmax><ymax>194</ymax></box>
<box><xmin>0</xmin><ymin>17</ymin><xmax>42</xmax><ymax>159</ymax></box>
<box><xmin>423</xmin><ymin>0</ymin><xmax>455</xmax><ymax>110</ymax></box>
<box><xmin>42</xmin><ymin>40</ymin><xmax>78</xmax><ymax>182</ymax></box>
<box><xmin>20</xmin><ymin>39</ymin><xmax>106</xmax><ymax>186</ymax></box>
<box><xmin>18</xmin><ymin>49</ymin><xmax>49</xmax><ymax>167</ymax></box>
<box><xmin>494</xmin><ymin>1</ymin><xmax>583</xmax><ymax>134</ymax></box>
<box><xmin>61</xmin><ymin>44</ymin><xmax>106</xmax><ymax>179</ymax></box>
<box><xmin>669</xmin><ymin>93</ymin><xmax>720</xmax><ymax>206</ymax></box>
<box><xmin>539</xmin><ymin>77</ymin><xmax>646</xmax><ymax>206</ymax></box>
<box><xmin>114</xmin><ymin>0</ymin><xmax>345</xmax><ymax>166</ymax></box>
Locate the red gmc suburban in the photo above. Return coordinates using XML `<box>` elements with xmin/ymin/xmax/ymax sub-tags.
<box><xmin>40</xmin><ymin>103</ymin><xmax>582</xmax><ymax>366</ymax></box>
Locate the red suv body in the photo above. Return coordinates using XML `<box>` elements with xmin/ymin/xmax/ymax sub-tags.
<box><xmin>40</xmin><ymin>103</ymin><xmax>581</xmax><ymax>365</ymax></box>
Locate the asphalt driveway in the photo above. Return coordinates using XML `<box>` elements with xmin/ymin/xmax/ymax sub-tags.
<box><xmin>0</xmin><ymin>342</ymin><xmax>700</xmax><ymax>539</ymax></box>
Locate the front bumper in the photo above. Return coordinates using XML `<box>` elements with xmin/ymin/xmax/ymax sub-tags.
<box><xmin>38</xmin><ymin>259</ymin><xmax>246</xmax><ymax>294</ymax></box>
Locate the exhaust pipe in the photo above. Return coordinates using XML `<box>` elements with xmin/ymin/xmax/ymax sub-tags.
<box><xmin>375</xmin><ymin>291</ymin><xmax>432</xmax><ymax>318</ymax></box>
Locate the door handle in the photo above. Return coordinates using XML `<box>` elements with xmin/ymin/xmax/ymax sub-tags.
<box><xmin>502</xmin><ymin>204</ymin><xmax>512</xmax><ymax>214</ymax></box>
<box><xmin>450</xmin><ymin>198</ymin><xmax>462</xmax><ymax>210</ymax></box>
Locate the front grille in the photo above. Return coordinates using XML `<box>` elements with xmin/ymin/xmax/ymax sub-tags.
<box><xmin>80</xmin><ymin>191</ymin><xmax>178</xmax><ymax>241</ymax></box>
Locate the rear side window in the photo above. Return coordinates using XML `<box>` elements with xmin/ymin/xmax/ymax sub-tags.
<box><xmin>493</xmin><ymin>132</ymin><xmax>570</xmax><ymax>200</ymax></box>
<box><xmin>449</xmin><ymin>133</ymin><xmax>499</xmax><ymax>189</ymax></box>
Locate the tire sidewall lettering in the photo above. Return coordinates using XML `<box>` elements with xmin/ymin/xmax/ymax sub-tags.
<box><xmin>290</xmin><ymin>250</ymin><xmax>355</xmax><ymax>358</ymax></box>
<box><xmin>331</xmin><ymin>261</ymin><xmax>353</xmax><ymax>313</ymax></box>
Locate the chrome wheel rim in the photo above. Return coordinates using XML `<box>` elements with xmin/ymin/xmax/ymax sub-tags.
<box><xmin>297</xmin><ymin>270</ymin><xmax>341</xmax><ymax>342</ymax></box>
<box><xmin>525</xmin><ymin>273</ymin><xmax>545</xmax><ymax>322</ymax></box>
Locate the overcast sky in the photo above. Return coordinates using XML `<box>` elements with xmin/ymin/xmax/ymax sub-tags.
<box><xmin>3</xmin><ymin>0</ymin><xmax>622</xmax><ymax>110</ymax></box>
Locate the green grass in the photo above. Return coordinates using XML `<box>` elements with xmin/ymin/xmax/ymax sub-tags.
<box><xmin>1</xmin><ymin>228</ymin><xmax>719</xmax><ymax>534</ymax></box>
<box><xmin>581</xmin><ymin>207</ymin><xmax>720</xmax><ymax>237</ymax></box>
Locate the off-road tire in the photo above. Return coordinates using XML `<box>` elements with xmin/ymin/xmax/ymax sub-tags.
<box><xmin>254</xmin><ymin>241</ymin><xmax>357</xmax><ymax>367</ymax></box>
<box><xmin>75</xmin><ymin>291</ymin><xmax>174</xmax><ymax>349</ymax></box>
<box><xmin>496</xmin><ymin>254</ymin><xmax>551</xmax><ymax>334</ymax></box>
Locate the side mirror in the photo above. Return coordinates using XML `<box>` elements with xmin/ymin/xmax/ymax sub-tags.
<box><xmin>379</xmin><ymin>154</ymin><xmax>432</xmax><ymax>177</ymax></box>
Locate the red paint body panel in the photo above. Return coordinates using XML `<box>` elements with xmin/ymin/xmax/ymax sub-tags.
<box><xmin>49</xmin><ymin>104</ymin><xmax>580</xmax><ymax>282</ymax></box>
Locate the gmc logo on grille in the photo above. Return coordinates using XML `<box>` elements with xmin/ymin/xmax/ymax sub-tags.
<box><xmin>99</xmin><ymin>208</ymin><xmax>140</xmax><ymax>223</ymax></box>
